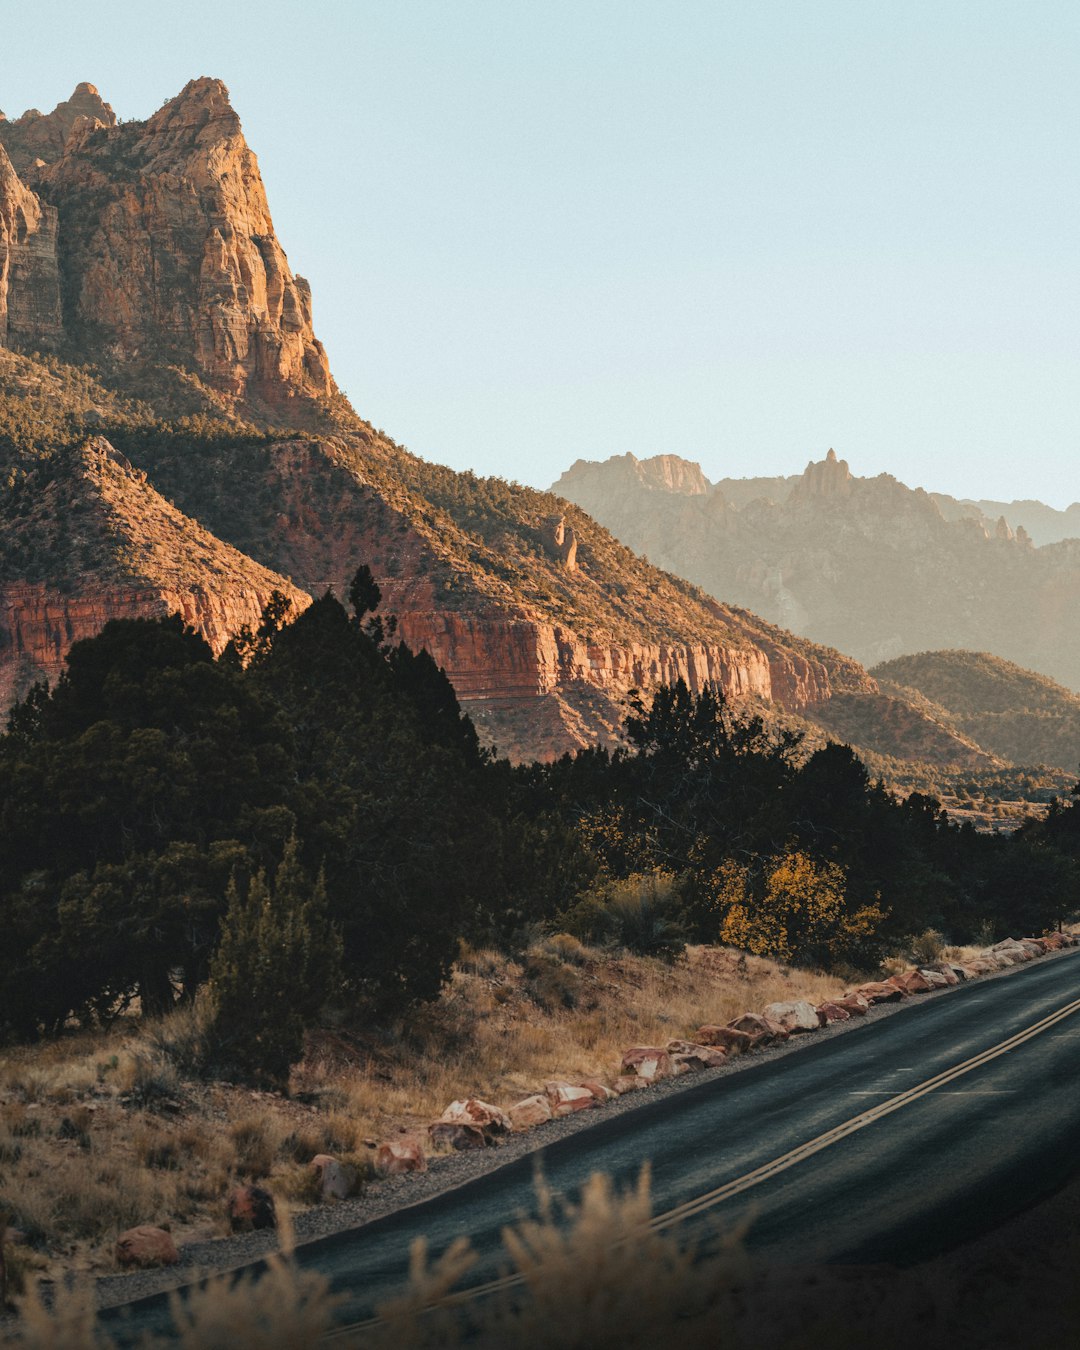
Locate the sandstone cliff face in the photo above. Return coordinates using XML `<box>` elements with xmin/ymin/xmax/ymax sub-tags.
<box><xmin>119</xmin><ymin>431</ymin><xmax>874</xmax><ymax>761</ymax></box>
<box><xmin>0</xmin><ymin>578</ymin><xmax>303</xmax><ymax>710</ymax></box>
<box><xmin>368</xmin><ymin>596</ymin><xmax>841</xmax><ymax>761</ymax></box>
<box><xmin>0</xmin><ymin>80</ymin><xmax>331</xmax><ymax>416</ymax></box>
<box><xmin>0</xmin><ymin>145</ymin><xmax>61</xmax><ymax>348</ymax></box>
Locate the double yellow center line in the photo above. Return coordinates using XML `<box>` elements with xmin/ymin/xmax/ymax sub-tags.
<box><xmin>328</xmin><ymin>992</ymin><xmax>1080</xmax><ymax>1338</ymax></box>
<box><xmin>649</xmin><ymin>992</ymin><xmax>1080</xmax><ymax>1231</ymax></box>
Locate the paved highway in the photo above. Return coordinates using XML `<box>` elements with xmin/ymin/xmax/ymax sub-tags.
<box><xmin>103</xmin><ymin>949</ymin><xmax>1080</xmax><ymax>1342</ymax></box>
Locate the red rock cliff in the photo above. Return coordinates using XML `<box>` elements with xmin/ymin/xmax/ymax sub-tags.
<box><xmin>0</xmin><ymin>436</ymin><xmax>311</xmax><ymax>709</ymax></box>
<box><xmin>147</xmin><ymin>436</ymin><xmax>861</xmax><ymax>761</ymax></box>
<box><xmin>0</xmin><ymin>580</ymin><xmax>307</xmax><ymax>710</ymax></box>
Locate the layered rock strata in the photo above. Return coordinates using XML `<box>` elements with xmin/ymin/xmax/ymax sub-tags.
<box><xmin>120</xmin><ymin>433</ymin><xmax>872</xmax><ymax>760</ymax></box>
<box><xmin>0</xmin><ymin>579</ymin><xmax>303</xmax><ymax>711</ymax></box>
<box><xmin>0</xmin><ymin>437</ymin><xmax>309</xmax><ymax>709</ymax></box>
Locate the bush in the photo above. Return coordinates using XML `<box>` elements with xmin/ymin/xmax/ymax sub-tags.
<box><xmin>714</xmin><ymin>851</ymin><xmax>886</xmax><ymax>969</ymax></box>
<box><xmin>522</xmin><ymin>951</ymin><xmax>585</xmax><ymax>1011</ymax></box>
<box><xmin>228</xmin><ymin>1116</ymin><xmax>282</xmax><ymax>1180</ymax></box>
<box><xmin>142</xmin><ymin>997</ymin><xmax>216</xmax><ymax>1079</ymax></box>
<box><xmin>560</xmin><ymin>872</ymin><xmax>688</xmax><ymax>960</ymax></box>
<box><xmin>534</xmin><ymin>933</ymin><xmax>593</xmax><ymax>966</ymax></box>
<box><xmin>909</xmin><ymin>928</ymin><xmax>947</xmax><ymax>966</ymax></box>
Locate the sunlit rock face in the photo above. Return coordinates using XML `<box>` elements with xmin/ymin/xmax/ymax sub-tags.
<box><xmin>0</xmin><ymin>79</ymin><xmax>331</xmax><ymax>418</ymax></box>
<box><xmin>2</xmin><ymin>81</ymin><xmax>964</xmax><ymax>767</ymax></box>
<box><xmin>0</xmin><ymin>143</ymin><xmax>62</xmax><ymax>348</ymax></box>
<box><xmin>0</xmin><ymin>436</ymin><xmax>309</xmax><ymax>710</ymax></box>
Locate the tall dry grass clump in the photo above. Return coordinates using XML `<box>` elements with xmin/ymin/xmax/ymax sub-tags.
<box><xmin>369</xmin><ymin>1166</ymin><xmax>745</xmax><ymax>1350</ymax></box>
<box><xmin>8</xmin><ymin>1171</ymin><xmax>740</xmax><ymax>1350</ymax></box>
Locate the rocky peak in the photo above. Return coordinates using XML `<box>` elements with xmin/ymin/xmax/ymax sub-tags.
<box><xmin>80</xmin><ymin>434</ymin><xmax>134</xmax><ymax>475</ymax></box>
<box><xmin>3</xmin><ymin>77</ymin><xmax>332</xmax><ymax>420</ymax></box>
<box><xmin>146</xmin><ymin>77</ymin><xmax>241</xmax><ymax>141</ymax></box>
<box><xmin>636</xmin><ymin>454</ymin><xmax>710</xmax><ymax>496</ymax></box>
<box><xmin>0</xmin><ymin>82</ymin><xmax>116</xmax><ymax>172</ymax></box>
<box><xmin>540</xmin><ymin>514</ymin><xmax>578</xmax><ymax>570</ymax></box>
<box><xmin>794</xmin><ymin>448</ymin><xmax>853</xmax><ymax>500</ymax></box>
<box><xmin>552</xmin><ymin>452</ymin><xmax>712</xmax><ymax>516</ymax></box>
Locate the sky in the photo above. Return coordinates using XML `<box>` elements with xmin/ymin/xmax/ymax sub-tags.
<box><xmin>5</xmin><ymin>2</ymin><xmax>1079</xmax><ymax>505</ymax></box>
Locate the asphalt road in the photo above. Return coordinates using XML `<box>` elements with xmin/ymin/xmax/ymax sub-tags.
<box><xmin>103</xmin><ymin>949</ymin><xmax>1080</xmax><ymax>1342</ymax></box>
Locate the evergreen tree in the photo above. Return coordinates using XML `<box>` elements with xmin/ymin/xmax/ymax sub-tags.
<box><xmin>208</xmin><ymin>839</ymin><xmax>340</xmax><ymax>1088</ymax></box>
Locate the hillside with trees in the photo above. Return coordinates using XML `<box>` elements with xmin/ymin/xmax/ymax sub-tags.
<box><xmin>3</xmin><ymin>582</ymin><xmax>1077</xmax><ymax>1087</ymax></box>
<box><xmin>873</xmin><ymin>650</ymin><xmax>1080</xmax><ymax>775</ymax></box>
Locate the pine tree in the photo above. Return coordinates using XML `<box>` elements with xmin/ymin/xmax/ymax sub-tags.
<box><xmin>208</xmin><ymin>839</ymin><xmax>341</xmax><ymax>1088</ymax></box>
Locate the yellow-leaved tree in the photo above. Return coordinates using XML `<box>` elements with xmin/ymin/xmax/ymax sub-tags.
<box><xmin>715</xmin><ymin>849</ymin><xmax>886</xmax><ymax>967</ymax></box>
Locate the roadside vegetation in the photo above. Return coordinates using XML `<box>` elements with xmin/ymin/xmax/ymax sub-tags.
<box><xmin>0</xmin><ymin>939</ymin><xmax>846</xmax><ymax>1277</ymax></box>
<box><xmin>11</xmin><ymin>1160</ymin><xmax>1080</xmax><ymax>1349</ymax></box>
<box><xmin>1</xmin><ymin>572</ymin><xmax>1079</xmax><ymax>1281</ymax></box>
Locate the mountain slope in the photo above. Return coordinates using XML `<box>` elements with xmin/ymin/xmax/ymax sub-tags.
<box><xmin>0</xmin><ymin>430</ymin><xmax>309</xmax><ymax>708</ymax></box>
<box><xmin>872</xmin><ymin>651</ymin><xmax>1080</xmax><ymax>774</ymax></box>
<box><xmin>554</xmin><ymin>449</ymin><xmax>1080</xmax><ymax>692</ymax></box>
<box><xmin>0</xmin><ymin>79</ymin><xmax>1009</xmax><ymax>768</ymax></box>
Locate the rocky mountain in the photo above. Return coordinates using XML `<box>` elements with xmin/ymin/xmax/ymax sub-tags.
<box><xmin>554</xmin><ymin>450</ymin><xmax>1080</xmax><ymax>693</ymax></box>
<box><xmin>629</xmin><ymin>461</ymin><xmax>1080</xmax><ymax>548</ymax></box>
<box><xmin>930</xmin><ymin>495</ymin><xmax>1080</xmax><ymax>548</ymax></box>
<box><xmin>0</xmin><ymin>82</ymin><xmax>117</xmax><ymax>173</ymax></box>
<box><xmin>0</xmin><ymin>78</ymin><xmax>331</xmax><ymax>421</ymax></box>
<box><xmin>0</xmin><ymin>79</ymin><xmax>1017</xmax><ymax>769</ymax></box>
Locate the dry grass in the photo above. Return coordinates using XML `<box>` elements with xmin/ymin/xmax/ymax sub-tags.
<box><xmin>295</xmin><ymin>942</ymin><xmax>848</xmax><ymax>1143</ymax></box>
<box><xmin>0</xmin><ymin>942</ymin><xmax>848</xmax><ymax>1275</ymax></box>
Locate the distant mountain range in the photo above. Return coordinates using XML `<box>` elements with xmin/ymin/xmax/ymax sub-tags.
<box><xmin>697</xmin><ymin>464</ymin><xmax>1080</xmax><ymax>549</ymax></box>
<box><xmin>554</xmin><ymin>450</ymin><xmax>1080</xmax><ymax>694</ymax></box>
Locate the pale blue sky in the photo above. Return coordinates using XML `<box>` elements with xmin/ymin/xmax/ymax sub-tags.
<box><xmin>5</xmin><ymin>2</ymin><xmax>1079</xmax><ymax>504</ymax></box>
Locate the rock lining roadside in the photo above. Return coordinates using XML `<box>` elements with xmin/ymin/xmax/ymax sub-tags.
<box><xmin>89</xmin><ymin>939</ymin><xmax>1080</xmax><ymax>1315</ymax></box>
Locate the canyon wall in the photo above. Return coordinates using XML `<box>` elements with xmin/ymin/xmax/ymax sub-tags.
<box><xmin>0</xmin><ymin>144</ymin><xmax>61</xmax><ymax>348</ymax></box>
<box><xmin>0</xmin><ymin>578</ymin><xmax>306</xmax><ymax>710</ymax></box>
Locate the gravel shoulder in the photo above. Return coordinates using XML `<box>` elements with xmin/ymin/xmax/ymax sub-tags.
<box><xmin>90</xmin><ymin>943</ymin><xmax>1080</xmax><ymax>1313</ymax></box>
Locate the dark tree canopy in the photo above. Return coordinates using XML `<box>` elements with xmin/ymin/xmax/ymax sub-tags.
<box><xmin>0</xmin><ymin>589</ymin><xmax>1076</xmax><ymax>1061</ymax></box>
